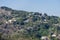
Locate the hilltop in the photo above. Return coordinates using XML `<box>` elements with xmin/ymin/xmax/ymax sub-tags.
<box><xmin>0</xmin><ymin>6</ymin><xmax>60</xmax><ymax>40</ymax></box>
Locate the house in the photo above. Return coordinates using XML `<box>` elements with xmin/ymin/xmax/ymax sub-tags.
<box><xmin>8</xmin><ymin>20</ymin><xmax>12</xmax><ymax>23</ymax></box>
<box><xmin>41</xmin><ymin>36</ymin><xmax>49</xmax><ymax>40</ymax></box>
<box><xmin>8</xmin><ymin>18</ymin><xmax>16</xmax><ymax>23</ymax></box>
<box><xmin>5</xmin><ymin>21</ymin><xmax>8</xmax><ymax>24</ymax></box>
<box><xmin>24</xmin><ymin>19</ymin><xmax>29</xmax><ymax>23</ymax></box>
<box><xmin>12</xmin><ymin>18</ymin><xmax>16</xmax><ymax>21</ymax></box>
<box><xmin>44</xmin><ymin>19</ymin><xmax>47</xmax><ymax>22</ymax></box>
<box><xmin>51</xmin><ymin>34</ymin><xmax>56</xmax><ymax>37</ymax></box>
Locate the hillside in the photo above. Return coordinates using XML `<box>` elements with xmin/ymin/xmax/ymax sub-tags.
<box><xmin>0</xmin><ymin>6</ymin><xmax>60</xmax><ymax>40</ymax></box>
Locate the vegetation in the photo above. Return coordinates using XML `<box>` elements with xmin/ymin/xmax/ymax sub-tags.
<box><xmin>0</xmin><ymin>6</ymin><xmax>60</xmax><ymax>40</ymax></box>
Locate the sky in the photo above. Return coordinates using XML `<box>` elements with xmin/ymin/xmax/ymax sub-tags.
<box><xmin>0</xmin><ymin>0</ymin><xmax>60</xmax><ymax>16</ymax></box>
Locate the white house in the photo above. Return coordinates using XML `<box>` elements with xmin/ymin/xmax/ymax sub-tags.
<box><xmin>8</xmin><ymin>20</ymin><xmax>12</xmax><ymax>23</ymax></box>
<box><xmin>41</xmin><ymin>36</ymin><xmax>48</xmax><ymax>40</ymax></box>
<box><xmin>52</xmin><ymin>34</ymin><xmax>56</xmax><ymax>37</ymax></box>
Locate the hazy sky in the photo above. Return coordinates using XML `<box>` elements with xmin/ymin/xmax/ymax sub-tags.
<box><xmin>0</xmin><ymin>0</ymin><xmax>60</xmax><ymax>16</ymax></box>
